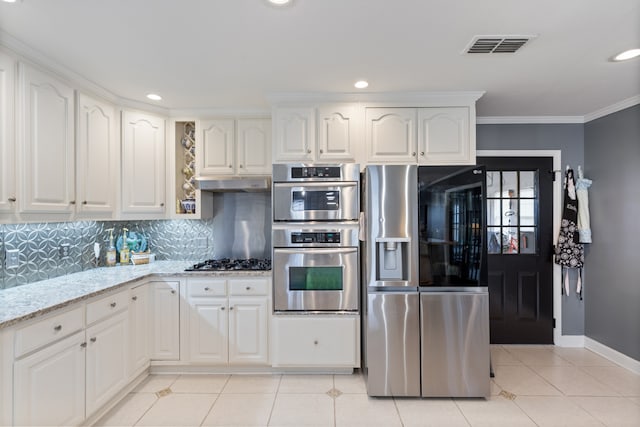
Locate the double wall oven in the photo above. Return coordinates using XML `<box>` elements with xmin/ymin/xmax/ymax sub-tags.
<box><xmin>272</xmin><ymin>164</ymin><xmax>360</xmax><ymax>313</ymax></box>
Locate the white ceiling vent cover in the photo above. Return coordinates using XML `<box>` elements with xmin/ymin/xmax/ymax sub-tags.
<box><xmin>464</xmin><ymin>35</ymin><xmax>536</xmax><ymax>54</ymax></box>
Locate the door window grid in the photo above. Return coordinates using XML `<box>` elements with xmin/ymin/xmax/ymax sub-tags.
<box><xmin>487</xmin><ymin>171</ymin><xmax>538</xmax><ymax>255</ymax></box>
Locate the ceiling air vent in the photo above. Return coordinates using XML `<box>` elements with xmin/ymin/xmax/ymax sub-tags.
<box><xmin>464</xmin><ymin>36</ymin><xmax>535</xmax><ymax>54</ymax></box>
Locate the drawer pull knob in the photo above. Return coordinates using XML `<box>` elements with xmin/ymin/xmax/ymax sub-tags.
<box><xmin>221</xmin><ymin>307</ymin><xmax>225</xmax><ymax>311</ymax></box>
<box><xmin>132</xmin><ymin>296</ymin><xmax>138</xmax><ymax>301</ymax></box>
<box><xmin>110</xmin><ymin>302</ymin><xmax>117</xmax><ymax>308</ymax></box>
<box><xmin>90</xmin><ymin>337</ymin><xmax>97</xmax><ymax>343</ymax></box>
<box><xmin>53</xmin><ymin>325</ymin><xmax>62</xmax><ymax>331</ymax></box>
<box><xmin>171</xmin><ymin>290</ymin><xmax>176</xmax><ymax>294</ymax></box>
<box><xmin>314</xmin><ymin>340</ymin><xmax>318</xmax><ymax>345</ymax></box>
<box><xmin>80</xmin><ymin>342</ymin><xmax>87</xmax><ymax>348</ymax></box>
<box><xmin>82</xmin><ymin>201</ymin><xmax>88</xmax><ymax>205</ymax></box>
<box><xmin>246</xmin><ymin>286</ymin><xmax>251</xmax><ymax>291</ymax></box>
<box><xmin>69</xmin><ymin>200</ymin><xmax>76</xmax><ymax>205</ymax></box>
<box><xmin>204</xmin><ymin>287</ymin><xmax>210</xmax><ymax>291</ymax></box>
<box><xmin>420</xmin><ymin>151</ymin><xmax>425</xmax><ymax>156</ymax></box>
<box><xmin>229</xmin><ymin>306</ymin><xmax>234</xmax><ymax>310</ymax></box>
<box><xmin>412</xmin><ymin>152</ymin><xmax>417</xmax><ymax>157</ymax></box>
<box><xmin>8</xmin><ymin>197</ymin><xmax>16</xmax><ymax>202</ymax></box>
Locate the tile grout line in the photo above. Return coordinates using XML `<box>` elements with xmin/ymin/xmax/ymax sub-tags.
<box><xmin>452</xmin><ymin>397</ymin><xmax>473</xmax><ymax>427</ymax></box>
<box><xmin>265</xmin><ymin>374</ymin><xmax>283</xmax><ymax>426</ymax></box>
<box><xmin>196</xmin><ymin>374</ymin><xmax>230</xmax><ymax>427</ymax></box>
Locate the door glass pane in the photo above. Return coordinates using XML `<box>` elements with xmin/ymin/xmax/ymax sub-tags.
<box><xmin>503</xmin><ymin>227</ymin><xmax>519</xmax><ymax>254</ymax></box>
<box><xmin>520</xmin><ymin>199</ymin><xmax>535</xmax><ymax>226</ymax></box>
<box><xmin>289</xmin><ymin>266</ymin><xmax>343</xmax><ymax>290</ymax></box>
<box><xmin>520</xmin><ymin>227</ymin><xmax>536</xmax><ymax>254</ymax></box>
<box><xmin>486</xmin><ymin>171</ymin><xmax>501</xmax><ymax>197</ymax></box>
<box><xmin>520</xmin><ymin>171</ymin><xmax>536</xmax><ymax>197</ymax></box>
<box><xmin>502</xmin><ymin>199</ymin><xmax>518</xmax><ymax>226</ymax></box>
<box><xmin>487</xmin><ymin>199</ymin><xmax>502</xmax><ymax>226</ymax></box>
<box><xmin>502</xmin><ymin>172</ymin><xmax>518</xmax><ymax>198</ymax></box>
<box><xmin>488</xmin><ymin>227</ymin><xmax>501</xmax><ymax>254</ymax></box>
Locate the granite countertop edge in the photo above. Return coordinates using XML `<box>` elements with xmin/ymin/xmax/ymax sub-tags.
<box><xmin>0</xmin><ymin>261</ymin><xmax>272</xmax><ymax>330</ymax></box>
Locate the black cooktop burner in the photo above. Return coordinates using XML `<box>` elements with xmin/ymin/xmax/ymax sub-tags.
<box><xmin>186</xmin><ymin>258</ymin><xmax>271</xmax><ymax>272</ymax></box>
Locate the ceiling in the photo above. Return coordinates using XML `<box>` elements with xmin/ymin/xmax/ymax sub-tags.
<box><xmin>1</xmin><ymin>0</ymin><xmax>639</xmax><ymax>118</ymax></box>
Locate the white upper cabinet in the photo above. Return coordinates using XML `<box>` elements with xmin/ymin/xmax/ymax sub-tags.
<box><xmin>418</xmin><ymin>107</ymin><xmax>473</xmax><ymax>165</ymax></box>
<box><xmin>197</xmin><ymin>118</ymin><xmax>271</xmax><ymax>176</ymax></box>
<box><xmin>272</xmin><ymin>107</ymin><xmax>316</xmax><ymax>162</ymax></box>
<box><xmin>366</xmin><ymin>106</ymin><xmax>475</xmax><ymax>165</ymax></box>
<box><xmin>273</xmin><ymin>105</ymin><xmax>359</xmax><ymax>163</ymax></box>
<box><xmin>0</xmin><ymin>52</ymin><xmax>16</xmax><ymax>215</ymax></box>
<box><xmin>316</xmin><ymin>104</ymin><xmax>359</xmax><ymax>162</ymax></box>
<box><xmin>76</xmin><ymin>93</ymin><xmax>118</xmax><ymax>217</ymax></box>
<box><xmin>365</xmin><ymin>107</ymin><xmax>417</xmax><ymax>163</ymax></box>
<box><xmin>18</xmin><ymin>63</ymin><xmax>75</xmax><ymax>214</ymax></box>
<box><xmin>121</xmin><ymin>110</ymin><xmax>166</xmax><ymax>215</ymax></box>
<box><xmin>236</xmin><ymin>118</ymin><xmax>271</xmax><ymax>174</ymax></box>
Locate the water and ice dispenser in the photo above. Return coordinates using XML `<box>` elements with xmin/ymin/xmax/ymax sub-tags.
<box><xmin>376</xmin><ymin>238</ymin><xmax>410</xmax><ymax>281</ymax></box>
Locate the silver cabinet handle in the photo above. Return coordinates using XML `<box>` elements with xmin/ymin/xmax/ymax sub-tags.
<box><xmin>110</xmin><ymin>302</ymin><xmax>117</xmax><ymax>308</ymax></box>
<box><xmin>319</xmin><ymin>149</ymin><xmax>323</xmax><ymax>154</ymax></box>
<box><xmin>412</xmin><ymin>152</ymin><xmax>416</xmax><ymax>157</ymax></box>
<box><xmin>69</xmin><ymin>200</ymin><xmax>76</xmax><ymax>205</ymax></box>
<box><xmin>307</xmin><ymin>149</ymin><xmax>312</xmax><ymax>154</ymax></box>
<box><xmin>313</xmin><ymin>340</ymin><xmax>318</xmax><ymax>345</ymax></box>
<box><xmin>204</xmin><ymin>287</ymin><xmax>210</xmax><ymax>291</ymax></box>
<box><xmin>160</xmin><ymin>202</ymin><xmax>165</xmax><ymax>207</ymax></box>
<box><xmin>221</xmin><ymin>307</ymin><xmax>225</xmax><ymax>311</ymax></box>
<box><xmin>53</xmin><ymin>325</ymin><xmax>62</xmax><ymax>331</ymax></box>
<box><xmin>80</xmin><ymin>342</ymin><xmax>87</xmax><ymax>348</ymax></box>
<box><xmin>246</xmin><ymin>286</ymin><xmax>251</xmax><ymax>291</ymax></box>
<box><xmin>420</xmin><ymin>151</ymin><xmax>425</xmax><ymax>156</ymax></box>
<box><xmin>8</xmin><ymin>197</ymin><xmax>16</xmax><ymax>202</ymax></box>
<box><xmin>229</xmin><ymin>306</ymin><xmax>234</xmax><ymax>311</ymax></box>
<box><xmin>132</xmin><ymin>296</ymin><xmax>138</xmax><ymax>301</ymax></box>
<box><xmin>90</xmin><ymin>337</ymin><xmax>97</xmax><ymax>343</ymax></box>
<box><xmin>82</xmin><ymin>201</ymin><xmax>88</xmax><ymax>205</ymax></box>
<box><xmin>171</xmin><ymin>290</ymin><xmax>176</xmax><ymax>294</ymax></box>
<box><xmin>239</xmin><ymin>164</ymin><xmax>243</xmax><ymax>168</ymax></box>
<box><xmin>229</xmin><ymin>164</ymin><xmax>233</xmax><ymax>168</ymax></box>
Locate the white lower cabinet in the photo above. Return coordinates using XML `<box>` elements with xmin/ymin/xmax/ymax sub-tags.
<box><xmin>150</xmin><ymin>280</ymin><xmax>180</xmax><ymax>360</ymax></box>
<box><xmin>128</xmin><ymin>283</ymin><xmax>150</xmax><ymax>376</ymax></box>
<box><xmin>85</xmin><ymin>310</ymin><xmax>129</xmax><ymax>416</ymax></box>
<box><xmin>271</xmin><ymin>315</ymin><xmax>359</xmax><ymax>368</ymax></box>
<box><xmin>186</xmin><ymin>277</ymin><xmax>270</xmax><ymax>366</ymax></box>
<box><xmin>13</xmin><ymin>331</ymin><xmax>86</xmax><ymax>426</ymax></box>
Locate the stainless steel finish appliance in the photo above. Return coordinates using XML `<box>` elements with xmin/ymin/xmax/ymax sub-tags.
<box><xmin>272</xmin><ymin>164</ymin><xmax>360</xmax><ymax>222</ymax></box>
<box><xmin>272</xmin><ymin>164</ymin><xmax>360</xmax><ymax>313</ymax></box>
<box><xmin>196</xmin><ymin>175</ymin><xmax>270</xmax><ymax>192</ymax></box>
<box><xmin>272</xmin><ymin>223</ymin><xmax>359</xmax><ymax>312</ymax></box>
<box><xmin>362</xmin><ymin>164</ymin><xmax>489</xmax><ymax>398</ymax></box>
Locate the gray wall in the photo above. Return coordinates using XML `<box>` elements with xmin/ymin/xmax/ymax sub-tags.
<box><xmin>477</xmin><ymin>124</ymin><xmax>585</xmax><ymax>335</ymax></box>
<box><xmin>584</xmin><ymin>105</ymin><xmax>640</xmax><ymax>361</ymax></box>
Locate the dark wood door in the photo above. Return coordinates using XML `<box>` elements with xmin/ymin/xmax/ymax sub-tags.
<box><xmin>477</xmin><ymin>156</ymin><xmax>554</xmax><ymax>344</ymax></box>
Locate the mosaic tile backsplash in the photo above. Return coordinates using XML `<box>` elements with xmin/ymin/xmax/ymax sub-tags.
<box><xmin>0</xmin><ymin>219</ymin><xmax>216</xmax><ymax>289</ymax></box>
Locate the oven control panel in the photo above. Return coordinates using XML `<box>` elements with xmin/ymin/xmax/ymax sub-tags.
<box><xmin>291</xmin><ymin>166</ymin><xmax>341</xmax><ymax>179</ymax></box>
<box><xmin>291</xmin><ymin>232</ymin><xmax>341</xmax><ymax>244</ymax></box>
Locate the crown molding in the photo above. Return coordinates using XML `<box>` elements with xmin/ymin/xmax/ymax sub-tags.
<box><xmin>168</xmin><ymin>107</ymin><xmax>271</xmax><ymax>118</ymax></box>
<box><xmin>266</xmin><ymin>91</ymin><xmax>486</xmax><ymax>106</ymax></box>
<box><xmin>476</xmin><ymin>116</ymin><xmax>584</xmax><ymax>124</ymax></box>
<box><xmin>583</xmin><ymin>95</ymin><xmax>640</xmax><ymax>123</ymax></box>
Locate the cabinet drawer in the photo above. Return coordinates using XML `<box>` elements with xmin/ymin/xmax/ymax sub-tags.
<box><xmin>187</xmin><ymin>279</ymin><xmax>226</xmax><ymax>297</ymax></box>
<box><xmin>86</xmin><ymin>290</ymin><xmax>129</xmax><ymax>325</ymax></box>
<box><xmin>14</xmin><ymin>306</ymin><xmax>84</xmax><ymax>358</ymax></box>
<box><xmin>272</xmin><ymin>316</ymin><xmax>358</xmax><ymax>367</ymax></box>
<box><xmin>228</xmin><ymin>279</ymin><xmax>269</xmax><ymax>296</ymax></box>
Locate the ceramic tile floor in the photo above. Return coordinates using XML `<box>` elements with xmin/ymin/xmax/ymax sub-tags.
<box><xmin>95</xmin><ymin>346</ymin><xmax>640</xmax><ymax>427</ymax></box>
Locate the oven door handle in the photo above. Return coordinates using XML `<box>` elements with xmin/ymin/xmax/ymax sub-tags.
<box><xmin>273</xmin><ymin>247</ymin><xmax>358</xmax><ymax>255</ymax></box>
<box><xmin>273</xmin><ymin>182</ymin><xmax>357</xmax><ymax>190</ymax></box>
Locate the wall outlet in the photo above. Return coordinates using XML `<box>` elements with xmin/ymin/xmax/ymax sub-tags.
<box><xmin>194</xmin><ymin>237</ymin><xmax>208</xmax><ymax>248</ymax></box>
<box><xmin>59</xmin><ymin>244</ymin><xmax>71</xmax><ymax>259</ymax></box>
<box><xmin>5</xmin><ymin>249</ymin><xmax>20</xmax><ymax>269</ymax></box>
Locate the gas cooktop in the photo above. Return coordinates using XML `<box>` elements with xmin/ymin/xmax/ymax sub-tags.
<box><xmin>185</xmin><ymin>258</ymin><xmax>271</xmax><ymax>272</ymax></box>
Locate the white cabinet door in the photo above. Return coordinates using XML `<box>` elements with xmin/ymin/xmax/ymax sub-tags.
<box><xmin>85</xmin><ymin>310</ymin><xmax>129</xmax><ymax>417</ymax></box>
<box><xmin>187</xmin><ymin>297</ymin><xmax>228</xmax><ymax>364</ymax></box>
<box><xmin>418</xmin><ymin>107</ymin><xmax>473</xmax><ymax>165</ymax></box>
<box><xmin>273</xmin><ymin>107</ymin><xmax>315</xmax><ymax>162</ymax></box>
<box><xmin>129</xmin><ymin>284</ymin><xmax>150</xmax><ymax>376</ymax></box>
<box><xmin>76</xmin><ymin>93</ymin><xmax>118</xmax><ymax>217</ymax></box>
<box><xmin>236</xmin><ymin>118</ymin><xmax>271</xmax><ymax>175</ymax></box>
<box><xmin>272</xmin><ymin>316</ymin><xmax>358</xmax><ymax>368</ymax></box>
<box><xmin>13</xmin><ymin>331</ymin><xmax>85</xmax><ymax>427</ymax></box>
<box><xmin>197</xmin><ymin>119</ymin><xmax>235</xmax><ymax>175</ymax></box>
<box><xmin>121</xmin><ymin>111</ymin><xmax>166</xmax><ymax>214</ymax></box>
<box><xmin>317</xmin><ymin>104</ymin><xmax>359</xmax><ymax>163</ymax></box>
<box><xmin>150</xmin><ymin>281</ymin><xmax>180</xmax><ymax>360</ymax></box>
<box><xmin>365</xmin><ymin>107</ymin><xmax>417</xmax><ymax>164</ymax></box>
<box><xmin>0</xmin><ymin>52</ymin><xmax>16</xmax><ymax>214</ymax></box>
<box><xmin>18</xmin><ymin>63</ymin><xmax>75</xmax><ymax>214</ymax></box>
<box><xmin>228</xmin><ymin>297</ymin><xmax>268</xmax><ymax>366</ymax></box>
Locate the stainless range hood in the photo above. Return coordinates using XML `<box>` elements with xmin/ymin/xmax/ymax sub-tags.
<box><xmin>195</xmin><ymin>175</ymin><xmax>271</xmax><ymax>192</ymax></box>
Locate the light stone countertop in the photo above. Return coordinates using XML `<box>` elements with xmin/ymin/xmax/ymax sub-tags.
<box><xmin>0</xmin><ymin>261</ymin><xmax>272</xmax><ymax>330</ymax></box>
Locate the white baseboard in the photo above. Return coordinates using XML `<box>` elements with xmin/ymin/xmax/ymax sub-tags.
<box><xmin>555</xmin><ymin>334</ymin><xmax>585</xmax><ymax>347</ymax></box>
<box><xmin>584</xmin><ymin>337</ymin><xmax>640</xmax><ymax>375</ymax></box>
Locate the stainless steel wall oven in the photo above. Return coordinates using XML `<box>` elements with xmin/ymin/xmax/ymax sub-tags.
<box><xmin>272</xmin><ymin>164</ymin><xmax>360</xmax><ymax>313</ymax></box>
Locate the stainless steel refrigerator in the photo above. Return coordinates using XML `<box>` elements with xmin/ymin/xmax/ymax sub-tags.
<box><xmin>362</xmin><ymin>164</ymin><xmax>490</xmax><ymax>398</ymax></box>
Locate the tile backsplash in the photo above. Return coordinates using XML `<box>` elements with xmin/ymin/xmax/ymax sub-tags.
<box><xmin>0</xmin><ymin>219</ymin><xmax>215</xmax><ymax>289</ymax></box>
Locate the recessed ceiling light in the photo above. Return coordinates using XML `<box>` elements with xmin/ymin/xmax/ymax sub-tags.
<box><xmin>2</xmin><ymin>0</ymin><xmax>19</xmax><ymax>3</ymax></box>
<box><xmin>146</xmin><ymin>93</ymin><xmax>162</xmax><ymax>101</ymax></box>
<box><xmin>268</xmin><ymin>0</ymin><xmax>292</xmax><ymax>5</ymax></box>
<box><xmin>613</xmin><ymin>48</ymin><xmax>640</xmax><ymax>61</ymax></box>
<box><xmin>354</xmin><ymin>80</ymin><xmax>369</xmax><ymax>89</ymax></box>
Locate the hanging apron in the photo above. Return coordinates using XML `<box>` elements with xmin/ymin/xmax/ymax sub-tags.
<box><xmin>576</xmin><ymin>166</ymin><xmax>593</xmax><ymax>243</ymax></box>
<box><xmin>555</xmin><ymin>168</ymin><xmax>585</xmax><ymax>299</ymax></box>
